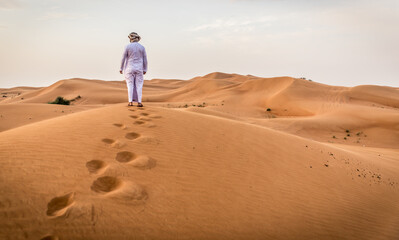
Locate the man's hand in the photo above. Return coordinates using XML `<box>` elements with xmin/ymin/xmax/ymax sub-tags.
<box><xmin>143</xmin><ymin>71</ymin><xmax>146</xmax><ymax>75</ymax></box>
<box><xmin>119</xmin><ymin>70</ymin><xmax>123</xmax><ymax>74</ymax></box>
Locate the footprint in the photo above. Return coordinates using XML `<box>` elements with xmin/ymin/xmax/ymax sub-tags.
<box><xmin>102</xmin><ymin>138</ymin><xmax>115</xmax><ymax>144</ymax></box>
<box><xmin>40</xmin><ymin>235</ymin><xmax>59</xmax><ymax>240</ymax></box>
<box><xmin>134</xmin><ymin>120</ymin><xmax>145</xmax><ymax>125</ymax></box>
<box><xmin>130</xmin><ymin>115</ymin><xmax>139</xmax><ymax>119</ymax></box>
<box><xmin>113</xmin><ymin>123</ymin><xmax>126</xmax><ymax>129</ymax></box>
<box><xmin>135</xmin><ymin>136</ymin><xmax>160</xmax><ymax>145</ymax></box>
<box><xmin>91</xmin><ymin>178</ymin><xmax>147</xmax><ymax>200</ymax></box>
<box><xmin>128</xmin><ymin>109</ymin><xmax>135</xmax><ymax>112</ymax></box>
<box><xmin>131</xmin><ymin>156</ymin><xmax>156</xmax><ymax>169</ymax></box>
<box><xmin>86</xmin><ymin>160</ymin><xmax>107</xmax><ymax>174</ymax></box>
<box><xmin>139</xmin><ymin>117</ymin><xmax>151</xmax><ymax>122</ymax></box>
<box><xmin>46</xmin><ymin>192</ymin><xmax>75</xmax><ymax>217</ymax></box>
<box><xmin>116</xmin><ymin>151</ymin><xmax>136</xmax><ymax>163</ymax></box>
<box><xmin>91</xmin><ymin>176</ymin><xmax>122</xmax><ymax>194</ymax></box>
<box><xmin>125</xmin><ymin>132</ymin><xmax>140</xmax><ymax>140</ymax></box>
<box><xmin>140</xmin><ymin>112</ymin><xmax>149</xmax><ymax>116</ymax></box>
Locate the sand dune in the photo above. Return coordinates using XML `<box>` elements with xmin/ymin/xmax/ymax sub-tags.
<box><xmin>0</xmin><ymin>72</ymin><xmax>398</xmax><ymax>240</ymax></box>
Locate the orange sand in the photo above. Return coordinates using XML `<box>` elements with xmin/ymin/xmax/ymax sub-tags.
<box><xmin>0</xmin><ymin>73</ymin><xmax>398</xmax><ymax>240</ymax></box>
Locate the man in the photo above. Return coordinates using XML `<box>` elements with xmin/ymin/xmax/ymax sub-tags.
<box><xmin>120</xmin><ymin>32</ymin><xmax>148</xmax><ymax>107</ymax></box>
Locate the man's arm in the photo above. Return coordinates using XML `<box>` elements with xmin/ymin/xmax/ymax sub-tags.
<box><xmin>120</xmin><ymin>46</ymin><xmax>128</xmax><ymax>74</ymax></box>
<box><xmin>143</xmin><ymin>47</ymin><xmax>148</xmax><ymax>74</ymax></box>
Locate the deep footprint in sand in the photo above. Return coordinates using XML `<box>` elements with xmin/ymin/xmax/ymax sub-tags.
<box><xmin>102</xmin><ymin>138</ymin><xmax>115</xmax><ymax>144</ymax></box>
<box><xmin>131</xmin><ymin>155</ymin><xmax>156</xmax><ymax>169</ymax></box>
<box><xmin>134</xmin><ymin>120</ymin><xmax>145</xmax><ymax>125</ymax></box>
<box><xmin>130</xmin><ymin>115</ymin><xmax>139</xmax><ymax>119</ymax></box>
<box><xmin>46</xmin><ymin>192</ymin><xmax>75</xmax><ymax>217</ymax></box>
<box><xmin>140</xmin><ymin>112</ymin><xmax>149</xmax><ymax>116</ymax></box>
<box><xmin>91</xmin><ymin>176</ymin><xmax>122</xmax><ymax>193</ymax></box>
<box><xmin>91</xmin><ymin>177</ymin><xmax>147</xmax><ymax>200</ymax></box>
<box><xmin>86</xmin><ymin>160</ymin><xmax>107</xmax><ymax>174</ymax></box>
<box><xmin>125</xmin><ymin>132</ymin><xmax>140</xmax><ymax>140</ymax></box>
<box><xmin>116</xmin><ymin>151</ymin><xmax>136</xmax><ymax>163</ymax></box>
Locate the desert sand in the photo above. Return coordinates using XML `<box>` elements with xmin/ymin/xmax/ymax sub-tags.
<box><xmin>0</xmin><ymin>72</ymin><xmax>398</xmax><ymax>240</ymax></box>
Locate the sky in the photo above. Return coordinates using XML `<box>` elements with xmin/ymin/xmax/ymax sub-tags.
<box><xmin>0</xmin><ymin>0</ymin><xmax>398</xmax><ymax>88</ymax></box>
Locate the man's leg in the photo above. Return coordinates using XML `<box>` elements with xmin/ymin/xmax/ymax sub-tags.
<box><xmin>132</xmin><ymin>72</ymin><xmax>138</xmax><ymax>102</ymax></box>
<box><xmin>135</xmin><ymin>71</ymin><xmax>144</xmax><ymax>104</ymax></box>
<box><xmin>125</xmin><ymin>73</ymin><xmax>134</xmax><ymax>103</ymax></box>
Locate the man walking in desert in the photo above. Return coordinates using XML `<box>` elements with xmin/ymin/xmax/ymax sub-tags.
<box><xmin>120</xmin><ymin>32</ymin><xmax>148</xmax><ymax>107</ymax></box>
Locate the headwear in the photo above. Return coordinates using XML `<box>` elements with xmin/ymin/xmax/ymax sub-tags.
<box><xmin>128</xmin><ymin>32</ymin><xmax>141</xmax><ymax>42</ymax></box>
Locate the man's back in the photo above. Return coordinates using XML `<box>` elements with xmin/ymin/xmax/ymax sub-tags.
<box><xmin>121</xmin><ymin>42</ymin><xmax>148</xmax><ymax>73</ymax></box>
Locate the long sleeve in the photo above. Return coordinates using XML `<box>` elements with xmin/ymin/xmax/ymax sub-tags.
<box><xmin>120</xmin><ymin>46</ymin><xmax>128</xmax><ymax>71</ymax></box>
<box><xmin>143</xmin><ymin>47</ymin><xmax>148</xmax><ymax>72</ymax></box>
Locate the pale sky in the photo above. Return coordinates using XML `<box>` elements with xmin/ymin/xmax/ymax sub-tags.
<box><xmin>0</xmin><ymin>0</ymin><xmax>398</xmax><ymax>88</ymax></box>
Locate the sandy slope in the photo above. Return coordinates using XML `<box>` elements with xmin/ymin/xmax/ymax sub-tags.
<box><xmin>0</xmin><ymin>73</ymin><xmax>398</xmax><ymax>240</ymax></box>
<box><xmin>0</xmin><ymin>103</ymin><xmax>100</xmax><ymax>132</ymax></box>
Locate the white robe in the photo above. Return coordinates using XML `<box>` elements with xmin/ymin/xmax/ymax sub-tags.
<box><xmin>120</xmin><ymin>42</ymin><xmax>148</xmax><ymax>102</ymax></box>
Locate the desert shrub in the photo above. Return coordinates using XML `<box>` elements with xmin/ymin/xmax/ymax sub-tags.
<box><xmin>48</xmin><ymin>96</ymin><xmax>70</xmax><ymax>105</ymax></box>
<box><xmin>70</xmin><ymin>95</ymin><xmax>81</xmax><ymax>102</ymax></box>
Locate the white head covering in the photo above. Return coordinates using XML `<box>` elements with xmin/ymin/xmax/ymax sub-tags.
<box><xmin>128</xmin><ymin>32</ymin><xmax>141</xmax><ymax>42</ymax></box>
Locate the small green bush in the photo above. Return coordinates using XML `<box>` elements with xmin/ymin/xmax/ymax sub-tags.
<box><xmin>48</xmin><ymin>96</ymin><xmax>70</xmax><ymax>105</ymax></box>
